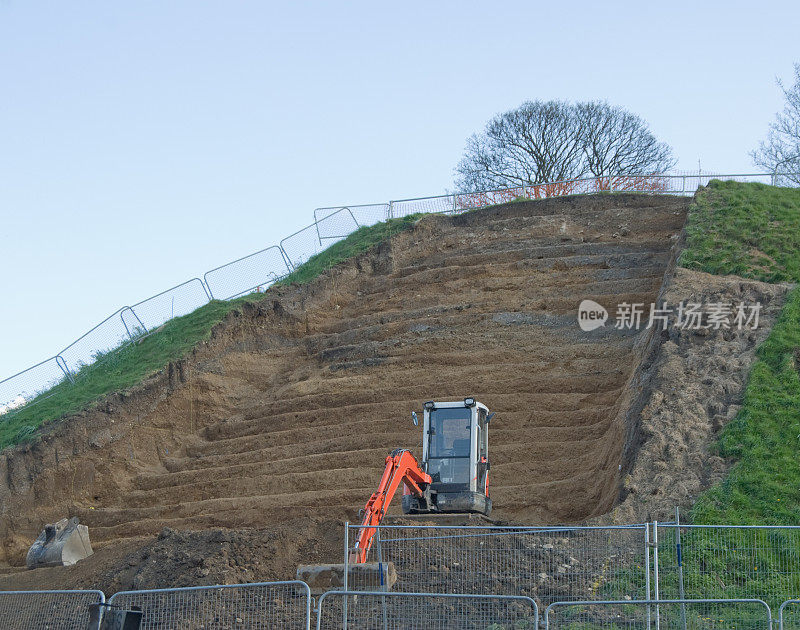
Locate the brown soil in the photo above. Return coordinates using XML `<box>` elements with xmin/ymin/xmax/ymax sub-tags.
<box><xmin>0</xmin><ymin>520</ymin><xmax>342</xmax><ymax>593</ymax></box>
<box><xmin>611</xmin><ymin>267</ymin><xmax>791</xmax><ymax>523</ymax></box>
<box><xmin>0</xmin><ymin>194</ymin><xmax>691</xmax><ymax>590</ymax></box>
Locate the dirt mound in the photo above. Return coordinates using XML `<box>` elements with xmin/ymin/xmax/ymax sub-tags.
<box><xmin>0</xmin><ymin>193</ymin><xmax>689</xmax><ymax>587</ymax></box>
<box><xmin>1</xmin><ymin>518</ymin><xmax>342</xmax><ymax>594</ymax></box>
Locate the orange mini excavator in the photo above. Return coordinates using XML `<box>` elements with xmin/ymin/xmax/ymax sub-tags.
<box><xmin>298</xmin><ymin>398</ymin><xmax>493</xmax><ymax>591</ymax></box>
<box><xmin>350</xmin><ymin>398</ymin><xmax>493</xmax><ymax>563</ymax></box>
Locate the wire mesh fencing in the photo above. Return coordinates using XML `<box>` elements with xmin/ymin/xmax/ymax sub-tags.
<box><xmin>314</xmin><ymin>204</ymin><xmax>390</xmax><ymax>230</ymax></box>
<box><xmin>0</xmin><ymin>589</ymin><xmax>105</xmax><ymax>630</ymax></box>
<box><xmin>390</xmin><ymin>194</ymin><xmax>459</xmax><ymax>218</ymax></box>
<box><xmin>779</xmin><ymin>599</ymin><xmax>800</xmax><ymax>629</ymax></box>
<box><xmin>124</xmin><ymin>278</ymin><xmax>211</xmax><ymax>332</ymax></box>
<box><xmin>544</xmin><ymin>598</ymin><xmax>772</xmax><ymax>630</ymax></box>
<box><xmin>655</xmin><ymin>524</ymin><xmax>800</xmax><ymax>612</ymax></box>
<box><xmin>57</xmin><ymin>308</ymin><xmax>136</xmax><ymax>376</ymax></box>
<box><xmin>344</xmin><ymin>524</ymin><xmax>650</xmax><ymax>608</ymax></box>
<box><xmin>380</xmin><ymin>173</ymin><xmax>774</xmax><ymax>222</ymax></box>
<box><xmin>315</xmin><ymin>590</ymin><xmax>538</xmax><ymax>630</ymax></box>
<box><xmin>0</xmin><ymin>356</ymin><xmax>71</xmax><ymax>420</ymax></box>
<box><xmin>281</xmin><ymin>208</ymin><xmax>360</xmax><ymax>269</ymax></box>
<box><xmin>107</xmin><ymin>581</ymin><xmax>311</xmax><ymax>630</ymax></box>
<box><xmin>204</xmin><ymin>245</ymin><xmax>292</xmax><ymax>300</ymax></box>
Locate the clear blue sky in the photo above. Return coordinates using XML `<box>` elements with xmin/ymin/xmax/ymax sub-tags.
<box><xmin>1</xmin><ymin>0</ymin><xmax>798</xmax><ymax>380</ymax></box>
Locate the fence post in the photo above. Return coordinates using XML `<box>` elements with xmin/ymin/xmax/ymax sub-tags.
<box><xmin>387</xmin><ymin>202</ymin><xmax>394</xmax><ymax>220</ymax></box>
<box><xmin>343</xmin><ymin>522</ymin><xmax>349</xmax><ymax>630</ymax></box>
<box><xmin>645</xmin><ymin>524</ymin><xmax>652</xmax><ymax>630</ymax></box>
<box><xmin>120</xmin><ymin>307</ymin><xmax>148</xmax><ymax>340</ymax></box>
<box><xmin>55</xmin><ymin>355</ymin><xmax>75</xmax><ymax>385</ymax></box>
<box><xmin>375</xmin><ymin>528</ymin><xmax>389</xmax><ymax>629</ymax></box>
<box><xmin>314</xmin><ymin>214</ymin><xmax>324</xmax><ymax>246</ymax></box>
<box><xmin>199</xmin><ymin>279</ymin><xmax>213</xmax><ymax>302</ymax></box>
<box><xmin>676</xmin><ymin>507</ymin><xmax>688</xmax><ymax>630</ymax></box>
<box><xmin>653</xmin><ymin>521</ymin><xmax>661</xmax><ymax>630</ymax></box>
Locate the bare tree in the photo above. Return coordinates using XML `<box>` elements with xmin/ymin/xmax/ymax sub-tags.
<box><xmin>577</xmin><ymin>102</ymin><xmax>675</xmax><ymax>177</ymax></box>
<box><xmin>752</xmin><ymin>63</ymin><xmax>800</xmax><ymax>186</ymax></box>
<box><xmin>455</xmin><ymin>100</ymin><xmax>675</xmax><ymax>192</ymax></box>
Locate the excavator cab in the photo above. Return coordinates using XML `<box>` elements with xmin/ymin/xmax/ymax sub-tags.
<box><xmin>402</xmin><ymin>398</ymin><xmax>492</xmax><ymax>516</ymax></box>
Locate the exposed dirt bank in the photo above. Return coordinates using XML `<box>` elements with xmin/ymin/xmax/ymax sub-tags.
<box><xmin>0</xmin><ymin>194</ymin><xmax>693</xmax><ymax>590</ymax></box>
<box><xmin>611</xmin><ymin>267</ymin><xmax>791</xmax><ymax>522</ymax></box>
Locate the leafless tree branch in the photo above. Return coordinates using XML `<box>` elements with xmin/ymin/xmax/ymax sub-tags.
<box><xmin>751</xmin><ymin>63</ymin><xmax>800</xmax><ymax>186</ymax></box>
<box><xmin>454</xmin><ymin>100</ymin><xmax>675</xmax><ymax>192</ymax></box>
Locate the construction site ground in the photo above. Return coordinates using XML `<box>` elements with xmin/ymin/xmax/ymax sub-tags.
<box><xmin>0</xmin><ymin>193</ymin><xmax>789</xmax><ymax>594</ymax></box>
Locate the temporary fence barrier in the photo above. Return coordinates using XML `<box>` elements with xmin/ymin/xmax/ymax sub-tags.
<box><xmin>0</xmin><ymin>589</ymin><xmax>105</xmax><ymax>630</ymax></box>
<box><xmin>779</xmin><ymin>599</ymin><xmax>800</xmax><ymax>629</ymax></box>
<box><xmin>544</xmin><ymin>598</ymin><xmax>772</xmax><ymax>630</ymax></box>
<box><xmin>0</xmin><ymin>577</ymin><xmax>795</xmax><ymax>628</ymax></box>
<box><xmin>204</xmin><ymin>245</ymin><xmax>291</xmax><ymax>300</ymax></box>
<box><xmin>57</xmin><ymin>307</ymin><xmax>137</xmax><ymax>377</ymax></box>
<box><xmin>123</xmin><ymin>278</ymin><xmax>212</xmax><ymax>332</ymax></box>
<box><xmin>107</xmin><ymin>580</ymin><xmax>312</xmax><ymax>630</ymax></box>
<box><xmin>314</xmin><ymin>204</ymin><xmax>390</xmax><ymax>231</ymax></box>
<box><xmin>654</xmin><ymin>523</ymin><xmax>800</xmax><ymax>611</ymax></box>
<box><xmin>343</xmin><ymin>523</ymin><xmax>651</xmax><ymax>606</ymax></box>
<box><xmin>315</xmin><ymin>590</ymin><xmax>538</xmax><ymax>630</ymax></box>
<box><xmin>280</xmin><ymin>207</ymin><xmax>360</xmax><ymax>269</ymax></box>
<box><xmin>0</xmin><ymin>356</ymin><xmax>72</xmax><ymax>421</ymax></box>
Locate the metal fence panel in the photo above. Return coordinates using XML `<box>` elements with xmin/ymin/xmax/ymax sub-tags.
<box><xmin>345</xmin><ymin>524</ymin><xmax>649</xmax><ymax>607</ymax></box>
<box><xmin>57</xmin><ymin>308</ymin><xmax>136</xmax><ymax>376</ymax></box>
<box><xmin>126</xmin><ymin>278</ymin><xmax>211</xmax><ymax>332</ymax></box>
<box><xmin>0</xmin><ymin>356</ymin><xmax>70</xmax><ymax>420</ymax></box>
<box><xmin>316</xmin><ymin>590</ymin><xmax>538</xmax><ymax>630</ymax></box>
<box><xmin>656</xmin><ymin>525</ymin><xmax>800</xmax><ymax>610</ymax></box>
<box><xmin>314</xmin><ymin>204</ymin><xmax>390</xmax><ymax>230</ymax></box>
<box><xmin>389</xmin><ymin>194</ymin><xmax>458</xmax><ymax>218</ymax></box>
<box><xmin>281</xmin><ymin>208</ymin><xmax>359</xmax><ymax>269</ymax></box>
<box><xmin>545</xmin><ymin>598</ymin><xmax>772</xmax><ymax>630</ymax></box>
<box><xmin>0</xmin><ymin>589</ymin><xmax>105</xmax><ymax>630</ymax></box>
<box><xmin>204</xmin><ymin>245</ymin><xmax>291</xmax><ymax>300</ymax></box>
<box><xmin>454</xmin><ymin>186</ymin><xmax>528</xmax><ymax>210</ymax></box>
<box><xmin>779</xmin><ymin>600</ymin><xmax>800</xmax><ymax>629</ymax></box>
<box><xmin>108</xmin><ymin>581</ymin><xmax>311</xmax><ymax>629</ymax></box>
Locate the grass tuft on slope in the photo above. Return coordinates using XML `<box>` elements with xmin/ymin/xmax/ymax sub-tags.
<box><xmin>0</xmin><ymin>214</ymin><xmax>422</xmax><ymax>451</ymax></box>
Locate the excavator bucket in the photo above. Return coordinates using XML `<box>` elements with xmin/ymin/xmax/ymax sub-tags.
<box><xmin>26</xmin><ymin>517</ymin><xmax>93</xmax><ymax>568</ymax></box>
<box><xmin>297</xmin><ymin>562</ymin><xmax>397</xmax><ymax>595</ymax></box>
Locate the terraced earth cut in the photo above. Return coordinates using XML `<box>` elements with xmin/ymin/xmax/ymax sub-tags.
<box><xmin>0</xmin><ymin>194</ymin><xmax>689</xmax><ymax>587</ymax></box>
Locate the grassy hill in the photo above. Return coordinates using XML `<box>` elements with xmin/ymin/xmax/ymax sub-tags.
<box><xmin>0</xmin><ymin>215</ymin><xmax>420</xmax><ymax>451</ymax></box>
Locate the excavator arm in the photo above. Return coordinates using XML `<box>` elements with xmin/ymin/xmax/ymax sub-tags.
<box><xmin>350</xmin><ymin>449</ymin><xmax>431</xmax><ymax>563</ymax></box>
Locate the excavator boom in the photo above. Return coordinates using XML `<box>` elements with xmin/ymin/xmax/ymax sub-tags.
<box><xmin>350</xmin><ymin>449</ymin><xmax>431</xmax><ymax>563</ymax></box>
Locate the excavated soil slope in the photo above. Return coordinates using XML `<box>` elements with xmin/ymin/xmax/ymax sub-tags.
<box><xmin>0</xmin><ymin>195</ymin><xmax>688</xmax><ymax>582</ymax></box>
<box><xmin>613</xmin><ymin>267</ymin><xmax>791</xmax><ymax>522</ymax></box>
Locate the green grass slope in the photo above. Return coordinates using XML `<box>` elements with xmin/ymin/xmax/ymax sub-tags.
<box><xmin>680</xmin><ymin>180</ymin><xmax>800</xmax><ymax>283</ymax></box>
<box><xmin>0</xmin><ymin>214</ymin><xmax>421</xmax><ymax>451</ymax></box>
<box><xmin>679</xmin><ymin>181</ymin><xmax>800</xmax><ymax>525</ymax></box>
